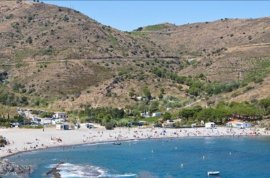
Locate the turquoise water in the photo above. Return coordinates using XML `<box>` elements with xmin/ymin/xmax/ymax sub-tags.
<box><xmin>7</xmin><ymin>137</ymin><xmax>270</xmax><ymax>178</ymax></box>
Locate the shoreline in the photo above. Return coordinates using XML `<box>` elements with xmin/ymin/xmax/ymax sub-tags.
<box><xmin>1</xmin><ymin>126</ymin><xmax>269</xmax><ymax>159</ymax></box>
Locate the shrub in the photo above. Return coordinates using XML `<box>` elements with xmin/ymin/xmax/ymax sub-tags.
<box><xmin>39</xmin><ymin>112</ymin><xmax>54</xmax><ymax>118</ymax></box>
<box><xmin>105</xmin><ymin>121</ymin><xmax>115</xmax><ymax>130</ymax></box>
<box><xmin>27</xmin><ymin>16</ymin><xmax>33</xmax><ymax>23</ymax></box>
<box><xmin>179</xmin><ymin>106</ymin><xmax>202</xmax><ymax>119</ymax></box>
<box><xmin>63</xmin><ymin>15</ymin><xmax>69</xmax><ymax>22</ymax></box>
<box><xmin>135</xmin><ymin>27</ymin><xmax>143</xmax><ymax>31</ymax></box>
<box><xmin>26</xmin><ymin>36</ymin><xmax>32</xmax><ymax>44</ymax></box>
<box><xmin>163</xmin><ymin>112</ymin><xmax>172</xmax><ymax>121</ymax></box>
<box><xmin>0</xmin><ymin>136</ymin><xmax>8</xmax><ymax>147</ymax></box>
<box><xmin>142</xmin><ymin>86</ymin><xmax>152</xmax><ymax>100</ymax></box>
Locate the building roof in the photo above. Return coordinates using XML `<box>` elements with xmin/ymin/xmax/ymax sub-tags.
<box><xmin>227</xmin><ymin>120</ymin><xmax>245</xmax><ymax>124</ymax></box>
<box><xmin>205</xmin><ymin>122</ymin><xmax>215</xmax><ymax>124</ymax></box>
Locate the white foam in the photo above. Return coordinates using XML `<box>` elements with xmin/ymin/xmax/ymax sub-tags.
<box><xmin>102</xmin><ymin>173</ymin><xmax>137</xmax><ymax>177</ymax></box>
<box><xmin>48</xmin><ymin>162</ymin><xmax>137</xmax><ymax>178</ymax></box>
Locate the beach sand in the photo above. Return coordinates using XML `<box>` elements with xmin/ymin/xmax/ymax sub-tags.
<box><xmin>0</xmin><ymin>126</ymin><xmax>269</xmax><ymax>158</ymax></box>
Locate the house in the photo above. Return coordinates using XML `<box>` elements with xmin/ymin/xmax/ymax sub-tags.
<box><xmin>205</xmin><ymin>122</ymin><xmax>215</xmax><ymax>129</ymax></box>
<box><xmin>31</xmin><ymin>117</ymin><xmax>41</xmax><ymax>124</ymax></box>
<box><xmin>152</xmin><ymin>112</ymin><xmax>162</xmax><ymax>117</ymax></box>
<box><xmin>162</xmin><ymin>120</ymin><xmax>174</xmax><ymax>128</ymax></box>
<box><xmin>24</xmin><ymin>110</ymin><xmax>33</xmax><ymax>119</ymax></box>
<box><xmin>40</xmin><ymin>118</ymin><xmax>52</xmax><ymax>125</ymax></box>
<box><xmin>52</xmin><ymin>118</ymin><xmax>66</xmax><ymax>125</ymax></box>
<box><xmin>226</xmin><ymin>120</ymin><xmax>251</xmax><ymax>129</ymax></box>
<box><xmin>53</xmin><ymin>112</ymin><xmax>67</xmax><ymax>120</ymax></box>
<box><xmin>141</xmin><ymin>112</ymin><xmax>150</xmax><ymax>118</ymax></box>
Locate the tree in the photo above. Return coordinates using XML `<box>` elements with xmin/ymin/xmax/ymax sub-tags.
<box><xmin>63</xmin><ymin>15</ymin><xmax>69</xmax><ymax>22</ymax></box>
<box><xmin>137</xmin><ymin>101</ymin><xmax>148</xmax><ymax>112</ymax></box>
<box><xmin>163</xmin><ymin>112</ymin><xmax>172</xmax><ymax>121</ymax></box>
<box><xmin>143</xmin><ymin>86</ymin><xmax>151</xmax><ymax>100</ymax></box>
<box><xmin>179</xmin><ymin>106</ymin><xmax>202</xmax><ymax>119</ymax></box>
<box><xmin>136</xmin><ymin>27</ymin><xmax>143</xmax><ymax>31</ymax></box>
<box><xmin>160</xmin><ymin>88</ymin><xmax>165</xmax><ymax>94</ymax></box>
<box><xmin>39</xmin><ymin>112</ymin><xmax>54</xmax><ymax>118</ymax></box>
<box><xmin>158</xmin><ymin>93</ymin><xmax>163</xmax><ymax>99</ymax></box>
<box><xmin>196</xmin><ymin>108</ymin><xmax>229</xmax><ymax>123</ymax></box>
<box><xmin>149</xmin><ymin>101</ymin><xmax>159</xmax><ymax>113</ymax></box>
<box><xmin>26</xmin><ymin>36</ymin><xmax>32</xmax><ymax>44</ymax></box>
<box><xmin>129</xmin><ymin>88</ymin><xmax>136</xmax><ymax>98</ymax></box>
<box><xmin>105</xmin><ymin>121</ymin><xmax>115</xmax><ymax>130</ymax></box>
<box><xmin>188</xmin><ymin>86</ymin><xmax>201</xmax><ymax>96</ymax></box>
<box><xmin>230</xmin><ymin>102</ymin><xmax>263</xmax><ymax>116</ymax></box>
<box><xmin>259</xmin><ymin>98</ymin><xmax>270</xmax><ymax>114</ymax></box>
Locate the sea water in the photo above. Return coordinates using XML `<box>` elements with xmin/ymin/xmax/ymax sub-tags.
<box><xmin>7</xmin><ymin>137</ymin><xmax>270</xmax><ymax>178</ymax></box>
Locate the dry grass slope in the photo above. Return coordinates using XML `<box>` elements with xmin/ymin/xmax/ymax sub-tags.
<box><xmin>0</xmin><ymin>1</ymin><xmax>269</xmax><ymax>113</ymax></box>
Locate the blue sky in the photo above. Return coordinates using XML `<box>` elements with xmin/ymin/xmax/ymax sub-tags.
<box><xmin>43</xmin><ymin>1</ymin><xmax>270</xmax><ymax>31</ymax></box>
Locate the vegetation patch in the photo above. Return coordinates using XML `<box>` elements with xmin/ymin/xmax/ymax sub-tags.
<box><xmin>178</xmin><ymin>100</ymin><xmax>267</xmax><ymax>125</ymax></box>
<box><xmin>242</xmin><ymin>58</ymin><xmax>270</xmax><ymax>84</ymax></box>
<box><xmin>142</xmin><ymin>24</ymin><xmax>171</xmax><ymax>31</ymax></box>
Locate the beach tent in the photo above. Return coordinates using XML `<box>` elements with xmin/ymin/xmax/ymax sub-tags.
<box><xmin>205</xmin><ymin>122</ymin><xmax>215</xmax><ymax>129</ymax></box>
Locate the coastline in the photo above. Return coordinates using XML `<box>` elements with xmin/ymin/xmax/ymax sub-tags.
<box><xmin>1</xmin><ymin>126</ymin><xmax>269</xmax><ymax>159</ymax></box>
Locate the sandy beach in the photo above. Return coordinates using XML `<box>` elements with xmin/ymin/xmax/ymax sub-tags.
<box><xmin>0</xmin><ymin>126</ymin><xmax>269</xmax><ymax>158</ymax></box>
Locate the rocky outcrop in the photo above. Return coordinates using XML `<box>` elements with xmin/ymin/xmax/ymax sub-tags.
<box><xmin>258</xmin><ymin>119</ymin><xmax>270</xmax><ymax>129</ymax></box>
<box><xmin>0</xmin><ymin>159</ymin><xmax>31</xmax><ymax>176</ymax></box>
<box><xmin>46</xmin><ymin>162</ymin><xmax>64</xmax><ymax>178</ymax></box>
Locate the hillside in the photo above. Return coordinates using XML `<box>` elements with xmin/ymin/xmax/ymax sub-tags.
<box><xmin>0</xmin><ymin>1</ymin><xmax>269</xmax><ymax>116</ymax></box>
<box><xmin>136</xmin><ymin>18</ymin><xmax>270</xmax><ymax>57</ymax></box>
<box><xmin>133</xmin><ymin>18</ymin><xmax>270</xmax><ymax>82</ymax></box>
<box><xmin>0</xmin><ymin>1</ymin><xmax>165</xmax><ymax>61</ymax></box>
<box><xmin>0</xmin><ymin>1</ymin><xmax>166</xmax><ymax>106</ymax></box>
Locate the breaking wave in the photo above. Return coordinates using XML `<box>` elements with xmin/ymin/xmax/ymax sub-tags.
<box><xmin>48</xmin><ymin>163</ymin><xmax>137</xmax><ymax>178</ymax></box>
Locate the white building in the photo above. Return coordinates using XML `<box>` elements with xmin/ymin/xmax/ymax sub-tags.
<box><xmin>53</xmin><ymin>112</ymin><xmax>67</xmax><ymax>120</ymax></box>
<box><xmin>226</xmin><ymin>120</ymin><xmax>251</xmax><ymax>129</ymax></box>
<box><xmin>141</xmin><ymin>112</ymin><xmax>150</xmax><ymax>118</ymax></box>
<box><xmin>205</xmin><ymin>122</ymin><xmax>215</xmax><ymax>129</ymax></box>
<box><xmin>52</xmin><ymin>118</ymin><xmax>66</xmax><ymax>125</ymax></box>
<box><xmin>31</xmin><ymin>117</ymin><xmax>41</xmax><ymax>124</ymax></box>
<box><xmin>24</xmin><ymin>110</ymin><xmax>33</xmax><ymax>119</ymax></box>
<box><xmin>40</xmin><ymin>118</ymin><xmax>52</xmax><ymax>125</ymax></box>
<box><xmin>152</xmin><ymin>112</ymin><xmax>162</xmax><ymax>117</ymax></box>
